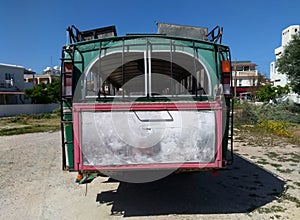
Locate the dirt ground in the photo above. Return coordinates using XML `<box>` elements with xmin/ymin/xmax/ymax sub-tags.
<box><xmin>0</xmin><ymin>131</ymin><xmax>299</xmax><ymax>220</ymax></box>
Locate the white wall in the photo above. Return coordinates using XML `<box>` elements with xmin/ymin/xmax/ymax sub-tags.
<box><xmin>270</xmin><ymin>25</ymin><xmax>300</xmax><ymax>87</ymax></box>
<box><xmin>232</xmin><ymin>69</ymin><xmax>258</xmax><ymax>87</ymax></box>
<box><xmin>282</xmin><ymin>25</ymin><xmax>300</xmax><ymax>46</ymax></box>
<box><xmin>0</xmin><ymin>104</ymin><xmax>59</xmax><ymax>117</ymax></box>
<box><xmin>0</xmin><ymin>64</ymin><xmax>24</xmax><ymax>91</ymax></box>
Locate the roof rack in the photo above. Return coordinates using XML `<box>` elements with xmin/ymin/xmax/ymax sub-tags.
<box><xmin>66</xmin><ymin>25</ymin><xmax>117</xmax><ymax>44</ymax></box>
<box><xmin>156</xmin><ymin>22</ymin><xmax>223</xmax><ymax>43</ymax></box>
<box><xmin>66</xmin><ymin>23</ymin><xmax>223</xmax><ymax>45</ymax></box>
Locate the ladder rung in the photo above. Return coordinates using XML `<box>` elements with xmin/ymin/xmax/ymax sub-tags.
<box><xmin>61</xmin><ymin>120</ymin><xmax>73</xmax><ymax>123</ymax></box>
<box><xmin>61</xmin><ymin>96</ymin><xmax>72</xmax><ymax>100</ymax></box>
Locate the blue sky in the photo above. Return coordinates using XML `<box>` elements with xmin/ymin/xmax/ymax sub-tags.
<box><xmin>0</xmin><ymin>0</ymin><xmax>299</xmax><ymax>77</ymax></box>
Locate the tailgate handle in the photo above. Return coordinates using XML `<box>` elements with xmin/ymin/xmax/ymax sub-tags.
<box><xmin>133</xmin><ymin>110</ymin><xmax>174</xmax><ymax>122</ymax></box>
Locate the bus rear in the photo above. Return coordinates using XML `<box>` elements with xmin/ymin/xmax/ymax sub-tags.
<box><xmin>60</xmin><ymin>23</ymin><xmax>233</xmax><ymax>183</ymax></box>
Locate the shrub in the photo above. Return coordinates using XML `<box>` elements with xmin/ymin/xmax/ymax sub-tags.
<box><xmin>235</xmin><ymin>102</ymin><xmax>258</xmax><ymax>124</ymax></box>
<box><xmin>258</xmin><ymin>120</ymin><xmax>292</xmax><ymax>137</ymax></box>
<box><xmin>256</xmin><ymin>102</ymin><xmax>300</xmax><ymax>124</ymax></box>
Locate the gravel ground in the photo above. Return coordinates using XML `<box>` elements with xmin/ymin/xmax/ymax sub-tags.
<box><xmin>0</xmin><ymin>131</ymin><xmax>299</xmax><ymax>220</ymax></box>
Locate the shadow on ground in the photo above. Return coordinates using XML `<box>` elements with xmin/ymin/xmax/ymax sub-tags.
<box><xmin>96</xmin><ymin>154</ymin><xmax>285</xmax><ymax>217</ymax></box>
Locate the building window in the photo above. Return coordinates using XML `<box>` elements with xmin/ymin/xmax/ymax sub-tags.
<box><xmin>243</xmin><ymin>66</ymin><xmax>250</xmax><ymax>71</ymax></box>
<box><xmin>5</xmin><ymin>73</ymin><xmax>13</xmax><ymax>80</ymax></box>
<box><xmin>236</xmin><ymin>66</ymin><xmax>243</xmax><ymax>71</ymax></box>
<box><xmin>4</xmin><ymin>73</ymin><xmax>14</xmax><ymax>87</ymax></box>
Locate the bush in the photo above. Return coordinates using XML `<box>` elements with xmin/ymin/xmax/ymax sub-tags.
<box><xmin>235</xmin><ymin>103</ymin><xmax>300</xmax><ymax>130</ymax></box>
<box><xmin>235</xmin><ymin>102</ymin><xmax>258</xmax><ymax>124</ymax></box>
<box><xmin>258</xmin><ymin>120</ymin><xmax>292</xmax><ymax>137</ymax></box>
<box><xmin>256</xmin><ymin>102</ymin><xmax>300</xmax><ymax>124</ymax></box>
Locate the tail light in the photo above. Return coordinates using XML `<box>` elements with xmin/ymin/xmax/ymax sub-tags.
<box><xmin>63</xmin><ymin>62</ymin><xmax>73</xmax><ymax>97</ymax></box>
<box><xmin>221</xmin><ymin>61</ymin><xmax>231</xmax><ymax>96</ymax></box>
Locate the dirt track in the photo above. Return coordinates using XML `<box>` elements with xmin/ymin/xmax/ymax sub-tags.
<box><xmin>0</xmin><ymin>131</ymin><xmax>299</xmax><ymax>220</ymax></box>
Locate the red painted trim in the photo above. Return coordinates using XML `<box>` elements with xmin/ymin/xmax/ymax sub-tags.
<box><xmin>215</xmin><ymin>106</ymin><xmax>223</xmax><ymax>167</ymax></box>
<box><xmin>73</xmin><ymin>101</ymin><xmax>223</xmax><ymax>112</ymax></box>
<box><xmin>79</xmin><ymin>162</ymin><xmax>221</xmax><ymax>171</ymax></box>
<box><xmin>73</xmin><ymin>111</ymin><xmax>80</xmax><ymax>171</ymax></box>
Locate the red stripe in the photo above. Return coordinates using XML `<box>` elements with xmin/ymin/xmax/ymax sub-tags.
<box><xmin>79</xmin><ymin>162</ymin><xmax>222</xmax><ymax>170</ymax></box>
<box><xmin>73</xmin><ymin>101</ymin><xmax>223</xmax><ymax>111</ymax></box>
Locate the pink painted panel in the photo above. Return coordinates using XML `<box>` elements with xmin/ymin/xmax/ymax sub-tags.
<box><xmin>73</xmin><ymin>102</ymin><xmax>223</xmax><ymax>171</ymax></box>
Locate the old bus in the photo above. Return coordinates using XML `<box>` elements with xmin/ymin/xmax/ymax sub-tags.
<box><xmin>60</xmin><ymin>23</ymin><xmax>233</xmax><ymax>183</ymax></box>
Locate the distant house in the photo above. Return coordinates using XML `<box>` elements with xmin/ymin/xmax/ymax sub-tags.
<box><xmin>0</xmin><ymin>63</ymin><xmax>35</xmax><ymax>104</ymax></box>
<box><xmin>24</xmin><ymin>73</ymin><xmax>57</xmax><ymax>85</ymax></box>
<box><xmin>24</xmin><ymin>66</ymin><xmax>60</xmax><ymax>85</ymax></box>
<box><xmin>231</xmin><ymin>61</ymin><xmax>260</xmax><ymax>99</ymax></box>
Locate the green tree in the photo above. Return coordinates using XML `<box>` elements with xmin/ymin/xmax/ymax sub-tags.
<box><xmin>46</xmin><ymin>78</ymin><xmax>60</xmax><ymax>103</ymax></box>
<box><xmin>25</xmin><ymin>78</ymin><xmax>60</xmax><ymax>104</ymax></box>
<box><xmin>256</xmin><ymin>84</ymin><xmax>290</xmax><ymax>102</ymax></box>
<box><xmin>247</xmin><ymin>73</ymin><xmax>268</xmax><ymax>101</ymax></box>
<box><xmin>275</xmin><ymin>85</ymin><xmax>290</xmax><ymax>96</ymax></box>
<box><xmin>256</xmin><ymin>84</ymin><xmax>276</xmax><ymax>102</ymax></box>
<box><xmin>277</xmin><ymin>35</ymin><xmax>300</xmax><ymax>94</ymax></box>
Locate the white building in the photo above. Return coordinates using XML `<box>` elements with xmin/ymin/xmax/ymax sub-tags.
<box><xmin>0</xmin><ymin>63</ymin><xmax>35</xmax><ymax>104</ymax></box>
<box><xmin>231</xmin><ymin>61</ymin><xmax>259</xmax><ymax>98</ymax></box>
<box><xmin>270</xmin><ymin>25</ymin><xmax>300</xmax><ymax>87</ymax></box>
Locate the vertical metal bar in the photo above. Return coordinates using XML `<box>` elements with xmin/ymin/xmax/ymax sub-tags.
<box><xmin>228</xmin><ymin>49</ymin><xmax>234</xmax><ymax>164</ymax></box>
<box><xmin>230</xmin><ymin>96</ymin><xmax>234</xmax><ymax>164</ymax></box>
<box><xmin>214</xmin><ymin>45</ymin><xmax>220</xmax><ymax>100</ymax></box>
<box><xmin>122</xmin><ymin>39</ymin><xmax>125</xmax><ymax>98</ymax></box>
<box><xmin>98</xmin><ymin>41</ymin><xmax>102</xmax><ymax>98</ymax></box>
<box><xmin>144</xmin><ymin>50</ymin><xmax>148</xmax><ymax>96</ymax></box>
<box><xmin>148</xmin><ymin>42</ymin><xmax>152</xmax><ymax>97</ymax></box>
<box><xmin>83</xmin><ymin>58</ymin><xmax>87</xmax><ymax>98</ymax></box>
<box><xmin>193</xmin><ymin>41</ymin><xmax>197</xmax><ymax>97</ymax></box>
<box><xmin>170</xmin><ymin>39</ymin><xmax>173</xmax><ymax>96</ymax></box>
<box><xmin>60</xmin><ymin>48</ymin><xmax>66</xmax><ymax>170</ymax></box>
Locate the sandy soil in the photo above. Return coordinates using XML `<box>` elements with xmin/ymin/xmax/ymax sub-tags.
<box><xmin>0</xmin><ymin>131</ymin><xmax>299</xmax><ymax>220</ymax></box>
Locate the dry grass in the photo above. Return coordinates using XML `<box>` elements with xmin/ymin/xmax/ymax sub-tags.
<box><xmin>0</xmin><ymin>113</ymin><xmax>60</xmax><ymax>136</ymax></box>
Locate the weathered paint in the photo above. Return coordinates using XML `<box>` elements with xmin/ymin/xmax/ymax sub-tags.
<box><xmin>72</xmin><ymin>102</ymin><xmax>223</xmax><ymax>171</ymax></box>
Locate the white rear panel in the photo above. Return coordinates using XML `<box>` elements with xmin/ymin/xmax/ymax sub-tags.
<box><xmin>81</xmin><ymin>110</ymin><xmax>216</xmax><ymax>166</ymax></box>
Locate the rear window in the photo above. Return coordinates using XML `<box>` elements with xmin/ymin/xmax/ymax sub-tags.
<box><xmin>77</xmin><ymin>38</ymin><xmax>219</xmax><ymax>102</ymax></box>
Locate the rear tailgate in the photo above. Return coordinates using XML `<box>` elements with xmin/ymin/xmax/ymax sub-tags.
<box><xmin>73</xmin><ymin>102</ymin><xmax>223</xmax><ymax>171</ymax></box>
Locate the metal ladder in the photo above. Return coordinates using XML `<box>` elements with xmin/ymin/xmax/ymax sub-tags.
<box><xmin>227</xmin><ymin>97</ymin><xmax>234</xmax><ymax>165</ymax></box>
<box><xmin>60</xmin><ymin>45</ymin><xmax>85</xmax><ymax>170</ymax></box>
<box><xmin>60</xmin><ymin>47</ymin><xmax>74</xmax><ymax>171</ymax></box>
